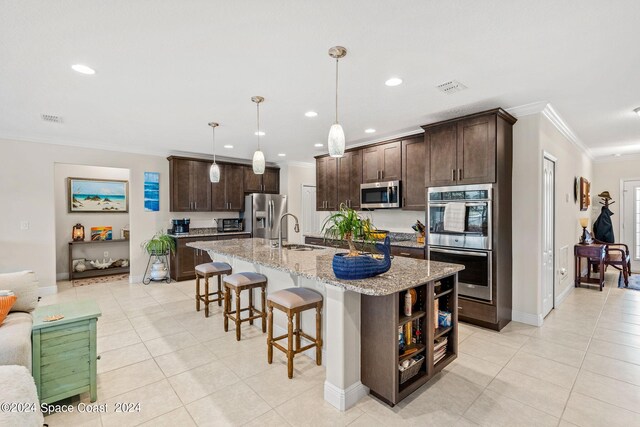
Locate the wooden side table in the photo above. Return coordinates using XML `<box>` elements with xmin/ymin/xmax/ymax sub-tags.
<box><xmin>31</xmin><ymin>300</ymin><xmax>101</xmax><ymax>404</ymax></box>
<box><xmin>574</xmin><ymin>244</ymin><xmax>606</xmax><ymax>291</ymax></box>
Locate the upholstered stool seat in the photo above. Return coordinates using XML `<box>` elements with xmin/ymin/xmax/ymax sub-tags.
<box><xmin>195</xmin><ymin>262</ymin><xmax>232</xmax><ymax>317</ymax></box>
<box><xmin>267</xmin><ymin>287</ymin><xmax>323</xmax><ymax>378</ymax></box>
<box><xmin>223</xmin><ymin>272</ymin><xmax>268</xmax><ymax>341</ymax></box>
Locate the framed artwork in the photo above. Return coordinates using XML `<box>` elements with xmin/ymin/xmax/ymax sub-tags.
<box><xmin>579</xmin><ymin>177</ymin><xmax>591</xmax><ymax>211</ymax></box>
<box><xmin>144</xmin><ymin>172</ymin><xmax>160</xmax><ymax>212</ymax></box>
<box><xmin>68</xmin><ymin>178</ymin><xmax>129</xmax><ymax>212</ymax></box>
<box><xmin>90</xmin><ymin>226</ymin><xmax>113</xmax><ymax>241</ymax></box>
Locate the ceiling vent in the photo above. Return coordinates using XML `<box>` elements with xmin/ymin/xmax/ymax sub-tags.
<box><xmin>41</xmin><ymin>114</ymin><xmax>63</xmax><ymax>123</ymax></box>
<box><xmin>436</xmin><ymin>80</ymin><xmax>467</xmax><ymax>94</ymax></box>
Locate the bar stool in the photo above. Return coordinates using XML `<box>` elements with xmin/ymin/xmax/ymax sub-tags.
<box><xmin>195</xmin><ymin>262</ymin><xmax>232</xmax><ymax>317</ymax></box>
<box><xmin>267</xmin><ymin>288</ymin><xmax>323</xmax><ymax>379</ymax></box>
<box><xmin>223</xmin><ymin>272</ymin><xmax>268</xmax><ymax>341</ymax></box>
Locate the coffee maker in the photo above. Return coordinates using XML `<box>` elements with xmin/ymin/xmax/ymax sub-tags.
<box><xmin>171</xmin><ymin>218</ymin><xmax>190</xmax><ymax>235</ymax></box>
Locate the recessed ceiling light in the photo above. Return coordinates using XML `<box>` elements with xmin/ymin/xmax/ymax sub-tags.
<box><xmin>305</xmin><ymin>111</ymin><xmax>318</xmax><ymax>117</ymax></box>
<box><xmin>634</xmin><ymin>107</ymin><xmax>640</xmax><ymax>116</ymax></box>
<box><xmin>71</xmin><ymin>64</ymin><xmax>95</xmax><ymax>75</ymax></box>
<box><xmin>365</xmin><ymin>128</ymin><xmax>376</xmax><ymax>134</ymax></box>
<box><xmin>314</xmin><ymin>143</ymin><xmax>323</xmax><ymax>147</ymax></box>
<box><xmin>385</xmin><ymin>77</ymin><xmax>403</xmax><ymax>87</ymax></box>
<box><xmin>223</xmin><ymin>144</ymin><xmax>234</xmax><ymax>149</ymax></box>
<box><xmin>614</xmin><ymin>153</ymin><xmax>622</xmax><ymax>157</ymax></box>
<box><xmin>254</xmin><ymin>131</ymin><xmax>265</xmax><ymax>136</ymax></box>
<box><xmin>278</xmin><ymin>153</ymin><xmax>286</xmax><ymax>157</ymax></box>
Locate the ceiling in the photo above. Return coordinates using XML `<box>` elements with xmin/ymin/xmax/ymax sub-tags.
<box><xmin>1</xmin><ymin>1</ymin><xmax>639</xmax><ymax>162</ymax></box>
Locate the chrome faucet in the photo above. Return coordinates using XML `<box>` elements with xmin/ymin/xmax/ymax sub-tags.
<box><xmin>277</xmin><ymin>213</ymin><xmax>300</xmax><ymax>248</ymax></box>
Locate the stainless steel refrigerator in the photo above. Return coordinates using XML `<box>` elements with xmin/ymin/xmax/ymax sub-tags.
<box><xmin>242</xmin><ymin>194</ymin><xmax>288</xmax><ymax>240</ymax></box>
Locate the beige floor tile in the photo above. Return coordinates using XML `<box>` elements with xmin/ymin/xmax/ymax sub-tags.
<box><xmin>506</xmin><ymin>351</ymin><xmax>579</xmax><ymax>389</ymax></box>
<box><xmin>587</xmin><ymin>338</ymin><xmax>640</xmax><ymax>365</ymax></box>
<box><xmin>582</xmin><ymin>352</ymin><xmax>640</xmax><ymax>386</ymax></box>
<box><xmin>44</xmin><ymin>408</ymin><xmax>102</xmax><ymax>427</ymax></box>
<box><xmin>459</xmin><ymin>336</ymin><xmax>518</xmax><ymax>366</ymax></box>
<box><xmin>97</xmin><ymin>329</ymin><xmax>141</xmax><ymax>353</ymax></box>
<box><xmin>453</xmin><ymin>417</ymin><xmax>480</xmax><ymax>426</ymax></box>
<box><xmin>520</xmin><ymin>337</ymin><xmax>585</xmax><ymax>368</ymax></box>
<box><xmin>275</xmin><ymin>386</ymin><xmax>363</xmax><ymax>427</ymax></box>
<box><xmin>539</xmin><ymin>316</ymin><xmax>596</xmax><ymax>337</ymax></box>
<box><xmin>531</xmin><ymin>325</ymin><xmax>592</xmax><ymax>351</ymax></box>
<box><xmin>499</xmin><ymin>321</ymin><xmax>538</xmax><ymax>336</ymax></box>
<box><xmin>347</xmin><ymin>412</ymin><xmax>388</xmax><ymax>426</ymax></box>
<box><xmin>599</xmin><ymin>310</ymin><xmax>640</xmax><ymax>326</ymax></box>
<box><xmin>471</xmin><ymin>329</ymin><xmax>531</xmax><ymax>349</ymax></box>
<box><xmin>573</xmin><ymin>369</ymin><xmax>640</xmax><ymax>413</ymax></box>
<box><xmin>443</xmin><ymin>353</ymin><xmax>502</xmax><ymax>387</ymax></box>
<box><xmin>135</xmin><ymin>317</ymin><xmax>188</xmax><ymax>341</ymax></box>
<box><xmin>154</xmin><ymin>343</ymin><xmax>217</xmax><ymax>377</ymax></box>
<box><xmin>100</xmin><ymin>379</ymin><xmax>182</xmax><ymax>427</ymax></box>
<box><xmin>486</xmin><ymin>368</ymin><xmax>570</xmax><ymax>417</ymax></box>
<box><xmin>597</xmin><ymin>317</ymin><xmax>640</xmax><ymax>336</ymax></box>
<box><xmin>139</xmin><ymin>407</ymin><xmax>196</xmax><ymax>427</ymax></box>
<box><xmin>97</xmin><ymin>318</ymin><xmax>134</xmax><ymax>338</ymax></box>
<box><xmin>245</xmin><ymin>357</ymin><xmax>324</xmax><ymax>407</ymax></box>
<box><xmin>144</xmin><ymin>331</ymin><xmax>199</xmax><ymax>357</ymax></box>
<box><xmin>426</xmin><ymin>371</ymin><xmax>485</xmax><ymax>415</ymax></box>
<box><xmin>592</xmin><ymin>326</ymin><xmax>640</xmax><ymax>348</ymax></box>
<box><xmin>558</xmin><ymin>420</ymin><xmax>580</xmax><ymax>427</ymax></box>
<box><xmin>220</xmin><ymin>346</ymin><xmax>279</xmax><ymax>379</ymax></box>
<box><xmin>97</xmin><ymin>359</ymin><xmax>165</xmax><ymax>400</ymax></box>
<box><xmin>463</xmin><ymin>389</ymin><xmax>559</xmax><ymax>427</ymax></box>
<box><xmin>186</xmin><ymin>381</ymin><xmax>271</xmax><ymax>426</ymax></box>
<box><xmin>562</xmin><ymin>392</ymin><xmax>640</xmax><ymax>427</ymax></box>
<box><xmin>168</xmin><ymin>359</ymin><xmax>241</xmax><ymax>404</ymax></box>
<box><xmin>203</xmin><ymin>331</ymin><xmax>267</xmax><ymax>359</ymax></box>
<box><xmin>97</xmin><ymin>342</ymin><xmax>152</xmax><ymax>374</ymax></box>
<box><xmin>242</xmin><ymin>409</ymin><xmax>291</xmax><ymax>427</ymax></box>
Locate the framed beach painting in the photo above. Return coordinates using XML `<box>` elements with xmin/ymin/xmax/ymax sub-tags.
<box><xmin>68</xmin><ymin>178</ymin><xmax>129</xmax><ymax>212</ymax></box>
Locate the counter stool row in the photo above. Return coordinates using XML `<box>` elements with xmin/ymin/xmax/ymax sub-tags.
<box><xmin>194</xmin><ymin>261</ymin><xmax>323</xmax><ymax>378</ymax></box>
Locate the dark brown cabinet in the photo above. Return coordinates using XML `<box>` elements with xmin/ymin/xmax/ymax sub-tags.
<box><xmin>212</xmin><ymin>163</ymin><xmax>245</xmax><ymax>211</ymax></box>
<box><xmin>169</xmin><ymin>157</ymin><xmax>212</xmax><ymax>212</ymax></box>
<box><xmin>362</xmin><ymin>141</ymin><xmax>401</xmax><ymax>183</ymax></box>
<box><xmin>401</xmin><ymin>137</ymin><xmax>426</xmax><ymax>210</ymax></box>
<box><xmin>337</xmin><ymin>150</ymin><xmax>363</xmax><ymax>210</ymax></box>
<box><xmin>423</xmin><ymin>112</ymin><xmax>499</xmax><ymax>186</ymax></box>
<box><xmin>243</xmin><ymin>166</ymin><xmax>280</xmax><ymax>194</ymax></box>
<box><xmin>316</xmin><ymin>156</ymin><xmax>338</xmax><ymax>211</ymax></box>
<box><xmin>170</xmin><ymin>234</ymin><xmax>250</xmax><ymax>281</ymax></box>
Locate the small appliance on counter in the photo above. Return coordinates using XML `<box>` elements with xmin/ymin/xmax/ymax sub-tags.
<box><xmin>171</xmin><ymin>218</ymin><xmax>190</xmax><ymax>235</ymax></box>
<box><xmin>216</xmin><ymin>218</ymin><xmax>244</xmax><ymax>232</ymax></box>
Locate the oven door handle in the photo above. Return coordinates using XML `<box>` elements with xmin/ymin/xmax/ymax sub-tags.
<box><xmin>430</xmin><ymin>248</ymin><xmax>488</xmax><ymax>257</ymax></box>
<box><xmin>428</xmin><ymin>202</ymin><xmax>488</xmax><ymax>207</ymax></box>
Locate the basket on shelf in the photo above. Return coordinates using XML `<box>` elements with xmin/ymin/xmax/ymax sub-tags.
<box><xmin>399</xmin><ymin>355</ymin><xmax>425</xmax><ymax>384</ymax></box>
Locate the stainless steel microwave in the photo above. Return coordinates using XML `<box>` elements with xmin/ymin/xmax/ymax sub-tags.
<box><xmin>360</xmin><ymin>180</ymin><xmax>401</xmax><ymax>209</ymax></box>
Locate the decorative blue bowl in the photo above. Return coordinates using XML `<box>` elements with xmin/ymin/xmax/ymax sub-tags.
<box><xmin>332</xmin><ymin>237</ymin><xmax>391</xmax><ymax>280</ymax></box>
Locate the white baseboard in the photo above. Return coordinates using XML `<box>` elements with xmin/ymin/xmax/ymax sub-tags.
<box><xmin>38</xmin><ymin>285</ymin><xmax>58</xmax><ymax>296</ymax></box>
<box><xmin>129</xmin><ymin>274</ymin><xmax>144</xmax><ymax>284</ymax></box>
<box><xmin>324</xmin><ymin>380</ymin><xmax>369</xmax><ymax>411</ymax></box>
<box><xmin>512</xmin><ymin>310</ymin><xmax>543</xmax><ymax>326</ymax></box>
<box><xmin>555</xmin><ymin>283</ymin><xmax>574</xmax><ymax>306</ymax></box>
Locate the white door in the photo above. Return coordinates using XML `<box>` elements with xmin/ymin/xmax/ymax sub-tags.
<box><xmin>623</xmin><ymin>180</ymin><xmax>640</xmax><ymax>272</ymax></box>
<box><xmin>542</xmin><ymin>156</ymin><xmax>556</xmax><ymax>317</ymax></box>
<box><xmin>302</xmin><ymin>185</ymin><xmax>320</xmax><ymax>235</ymax></box>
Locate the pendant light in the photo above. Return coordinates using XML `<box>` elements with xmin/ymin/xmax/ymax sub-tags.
<box><xmin>328</xmin><ymin>46</ymin><xmax>347</xmax><ymax>158</ymax></box>
<box><xmin>208</xmin><ymin>122</ymin><xmax>221</xmax><ymax>182</ymax></box>
<box><xmin>252</xmin><ymin>96</ymin><xmax>266</xmax><ymax>174</ymax></box>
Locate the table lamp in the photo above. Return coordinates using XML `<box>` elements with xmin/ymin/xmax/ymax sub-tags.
<box><xmin>579</xmin><ymin>218</ymin><xmax>591</xmax><ymax>244</ymax></box>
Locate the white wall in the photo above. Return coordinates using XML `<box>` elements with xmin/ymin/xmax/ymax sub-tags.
<box><xmin>54</xmin><ymin>164</ymin><xmax>130</xmax><ymax>279</ymax></box>
<box><xmin>0</xmin><ymin>138</ymin><xmax>171</xmax><ymax>291</ymax></box>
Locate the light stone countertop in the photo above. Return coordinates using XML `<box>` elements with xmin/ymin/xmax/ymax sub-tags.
<box><xmin>169</xmin><ymin>230</ymin><xmax>251</xmax><ymax>239</ymax></box>
<box><xmin>187</xmin><ymin>238</ymin><xmax>463</xmax><ymax>296</ymax></box>
<box><xmin>303</xmin><ymin>233</ymin><xmax>425</xmax><ymax>249</ymax></box>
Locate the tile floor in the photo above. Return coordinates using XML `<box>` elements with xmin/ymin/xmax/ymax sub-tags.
<box><xmin>41</xmin><ymin>271</ymin><xmax>640</xmax><ymax>426</ymax></box>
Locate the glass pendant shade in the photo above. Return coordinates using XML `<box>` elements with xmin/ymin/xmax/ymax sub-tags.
<box><xmin>209</xmin><ymin>163</ymin><xmax>220</xmax><ymax>183</ymax></box>
<box><xmin>328</xmin><ymin>123</ymin><xmax>345</xmax><ymax>157</ymax></box>
<box><xmin>252</xmin><ymin>150</ymin><xmax>265</xmax><ymax>174</ymax></box>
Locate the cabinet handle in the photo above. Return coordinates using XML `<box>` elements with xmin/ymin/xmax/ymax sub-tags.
<box><xmin>381</xmin><ymin>170</ymin><xmax>384</xmax><ymax>179</ymax></box>
<box><xmin>400</xmin><ymin>252</ymin><xmax>411</xmax><ymax>256</ymax></box>
<box><xmin>403</xmin><ymin>197</ymin><xmax>406</xmax><ymax>206</ymax></box>
<box><xmin>452</xmin><ymin>169</ymin><xmax>456</xmax><ymax>181</ymax></box>
<box><xmin>459</xmin><ymin>169</ymin><xmax>463</xmax><ymax>180</ymax></box>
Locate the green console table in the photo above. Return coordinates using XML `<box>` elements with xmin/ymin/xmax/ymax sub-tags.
<box><xmin>32</xmin><ymin>300</ymin><xmax>101</xmax><ymax>404</ymax></box>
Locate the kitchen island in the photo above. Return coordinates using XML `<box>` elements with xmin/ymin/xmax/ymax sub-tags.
<box><xmin>187</xmin><ymin>238</ymin><xmax>464</xmax><ymax>409</ymax></box>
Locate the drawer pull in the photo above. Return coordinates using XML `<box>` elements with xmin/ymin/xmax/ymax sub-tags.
<box><xmin>400</xmin><ymin>252</ymin><xmax>411</xmax><ymax>256</ymax></box>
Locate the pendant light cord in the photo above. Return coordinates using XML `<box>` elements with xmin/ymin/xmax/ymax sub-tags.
<box><xmin>256</xmin><ymin>102</ymin><xmax>261</xmax><ymax>150</ymax></box>
<box><xmin>212</xmin><ymin>126</ymin><xmax>216</xmax><ymax>164</ymax></box>
<box><xmin>335</xmin><ymin>58</ymin><xmax>339</xmax><ymax>124</ymax></box>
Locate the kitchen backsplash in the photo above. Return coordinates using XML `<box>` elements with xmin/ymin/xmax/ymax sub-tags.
<box><xmin>168</xmin><ymin>211</ymin><xmax>240</xmax><ymax>229</ymax></box>
<box><xmin>318</xmin><ymin>209</ymin><xmax>425</xmax><ymax>234</ymax></box>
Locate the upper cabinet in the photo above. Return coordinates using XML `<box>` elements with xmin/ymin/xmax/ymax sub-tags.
<box><xmin>401</xmin><ymin>137</ymin><xmax>426</xmax><ymax>210</ymax></box>
<box><xmin>337</xmin><ymin>150</ymin><xmax>363</xmax><ymax>210</ymax></box>
<box><xmin>169</xmin><ymin>157</ymin><xmax>212</xmax><ymax>212</ymax></box>
<box><xmin>316</xmin><ymin>156</ymin><xmax>338</xmax><ymax>211</ymax></box>
<box><xmin>243</xmin><ymin>166</ymin><xmax>280</xmax><ymax>194</ymax></box>
<box><xmin>211</xmin><ymin>163</ymin><xmax>245</xmax><ymax>211</ymax></box>
<box><xmin>362</xmin><ymin>141</ymin><xmax>401</xmax><ymax>183</ymax></box>
<box><xmin>423</xmin><ymin>109</ymin><xmax>515</xmax><ymax>187</ymax></box>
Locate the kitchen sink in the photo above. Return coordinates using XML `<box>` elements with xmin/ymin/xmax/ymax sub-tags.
<box><xmin>282</xmin><ymin>244</ymin><xmax>322</xmax><ymax>251</ymax></box>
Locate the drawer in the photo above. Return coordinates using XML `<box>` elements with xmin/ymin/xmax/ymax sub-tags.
<box><xmin>391</xmin><ymin>246</ymin><xmax>425</xmax><ymax>259</ymax></box>
<box><xmin>458</xmin><ymin>297</ymin><xmax>496</xmax><ymax>324</ymax></box>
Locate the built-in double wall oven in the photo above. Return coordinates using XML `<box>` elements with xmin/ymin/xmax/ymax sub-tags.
<box><xmin>427</xmin><ymin>184</ymin><xmax>493</xmax><ymax>302</ymax></box>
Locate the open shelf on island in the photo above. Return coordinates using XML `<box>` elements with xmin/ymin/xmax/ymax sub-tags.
<box><xmin>435</xmin><ymin>288</ymin><xmax>453</xmax><ymax>299</ymax></box>
<box><xmin>434</xmin><ymin>326</ymin><xmax>452</xmax><ymax>340</ymax></box>
<box><xmin>398</xmin><ymin>310</ymin><xmax>425</xmax><ymax>326</ymax></box>
<box><xmin>434</xmin><ymin>352</ymin><xmax>456</xmax><ymax>371</ymax></box>
<box><xmin>399</xmin><ymin>343</ymin><xmax>426</xmax><ymax>363</ymax></box>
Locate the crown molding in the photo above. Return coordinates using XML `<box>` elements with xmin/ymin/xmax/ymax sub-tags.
<box><xmin>506</xmin><ymin>101</ymin><xmax>548</xmax><ymax>117</ymax></box>
<box><xmin>284</xmin><ymin>161</ymin><xmax>315</xmax><ymax>168</ymax></box>
<box><xmin>593</xmin><ymin>152</ymin><xmax>640</xmax><ymax>163</ymax></box>
<box><xmin>345</xmin><ymin>128</ymin><xmax>424</xmax><ymax>150</ymax></box>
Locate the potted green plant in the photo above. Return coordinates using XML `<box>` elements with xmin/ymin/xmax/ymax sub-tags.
<box><xmin>322</xmin><ymin>204</ymin><xmax>391</xmax><ymax>280</ymax></box>
<box><xmin>141</xmin><ymin>232</ymin><xmax>176</xmax><ymax>282</ymax></box>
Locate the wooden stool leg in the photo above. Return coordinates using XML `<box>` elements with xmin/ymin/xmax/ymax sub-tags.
<box><xmin>295</xmin><ymin>311</ymin><xmax>301</xmax><ymax>351</ymax></box>
<box><xmin>217</xmin><ymin>275</ymin><xmax>223</xmax><ymax>306</ymax></box>
<box><xmin>195</xmin><ymin>274</ymin><xmax>201</xmax><ymax>312</ymax></box>
<box><xmin>267</xmin><ymin>303</ymin><xmax>273</xmax><ymax>364</ymax></box>
<box><xmin>223</xmin><ymin>285</ymin><xmax>229</xmax><ymax>332</ymax></box>
<box><xmin>316</xmin><ymin>303</ymin><xmax>322</xmax><ymax>366</ymax></box>
<box><xmin>204</xmin><ymin>275</ymin><xmax>210</xmax><ymax>317</ymax></box>
<box><xmin>261</xmin><ymin>285</ymin><xmax>267</xmax><ymax>333</ymax></box>
<box><xmin>235</xmin><ymin>289</ymin><xmax>242</xmax><ymax>341</ymax></box>
<box><xmin>287</xmin><ymin>311</ymin><xmax>294</xmax><ymax>379</ymax></box>
<box><xmin>249</xmin><ymin>287</ymin><xmax>254</xmax><ymax>326</ymax></box>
